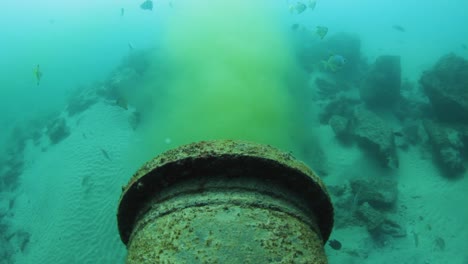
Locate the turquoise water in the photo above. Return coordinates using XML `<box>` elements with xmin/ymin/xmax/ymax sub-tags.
<box><xmin>1</xmin><ymin>0</ymin><xmax>467</xmax><ymax>263</ymax></box>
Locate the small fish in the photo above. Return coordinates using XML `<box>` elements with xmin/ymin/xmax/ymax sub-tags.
<box><xmin>289</xmin><ymin>2</ymin><xmax>307</xmax><ymax>14</ymax></box>
<box><xmin>140</xmin><ymin>0</ymin><xmax>153</xmax><ymax>11</ymax></box>
<box><xmin>413</xmin><ymin>231</ymin><xmax>419</xmax><ymax>247</ymax></box>
<box><xmin>128</xmin><ymin>42</ymin><xmax>134</xmax><ymax>50</ymax></box>
<box><xmin>291</xmin><ymin>23</ymin><xmax>300</xmax><ymax>31</ymax></box>
<box><xmin>116</xmin><ymin>97</ymin><xmax>128</xmax><ymax>110</ymax></box>
<box><xmin>100</xmin><ymin>148</ymin><xmax>111</xmax><ymax>161</ymax></box>
<box><xmin>462</xmin><ymin>44</ymin><xmax>467</xmax><ymax>50</ymax></box>
<box><xmin>392</xmin><ymin>25</ymin><xmax>406</xmax><ymax>32</ymax></box>
<box><xmin>434</xmin><ymin>237</ymin><xmax>445</xmax><ymax>251</ymax></box>
<box><xmin>295</xmin><ymin>2</ymin><xmax>307</xmax><ymax>14</ymax></box>
<box><xmin>120</xmin><ymin>8</ymin><xmax>125</xmax><ymax>17</ymax></box>
<box><xmin>316</xmin><ymin>26</ymin><xmax>328</xmax><ymax>39</ymax></box>
<box><xmin>34</xmin><ymin>64</ymin><xmax>42</xmax><ymax>85</ymax></box>
<box><xmin>308</xmin><ymin>0</ymin><xmax>317</xmax><ymax>10</ymax></box>
<box><xmin>328</xmin><ymin>239</ymin><xmax>342</xmax><ymax>250</ymax></box>
<box><xmin>322</xmin><ymin>54</ymin><xmax>346</xmax><ymax>72</ymax></box>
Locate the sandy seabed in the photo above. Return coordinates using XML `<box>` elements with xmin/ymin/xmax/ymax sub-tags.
<box><xmin>12</xmin><ymin>101</ymin><xmax>468</xmax><ymax>264</ymax></box>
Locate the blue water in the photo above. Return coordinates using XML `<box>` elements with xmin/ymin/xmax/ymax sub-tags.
<box><xmin>1</xmin><ymin>0</ymin><xmax>467</xmax><ymax>263</ymax></box>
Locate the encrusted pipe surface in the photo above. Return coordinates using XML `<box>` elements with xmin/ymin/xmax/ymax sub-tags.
<box><xmin>117</xmin><ymin>140</ymin><xmax>334</xmax><ymax>263</ymax></box>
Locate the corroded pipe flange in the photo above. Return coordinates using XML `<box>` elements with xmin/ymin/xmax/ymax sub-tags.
<box><xmin>117</xmin><ymin>140</ymin><xmax>334</xmax><ymax>263</ymax></box>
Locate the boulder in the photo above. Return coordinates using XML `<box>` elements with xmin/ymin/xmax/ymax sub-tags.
<box><xmin>459</xmin><ymin>125</ymin><xmax>468</xmax><ymax>154</ymax></box>
<box><xmin>422</xmin><ymin>120</ymin><xmax>465</xmax><ymax>176</ymax></box>
<box><xmin>350</xmin><ymin>106</ymin><xmax>398</xmax><ymax>168</ymax></box>
<box><xmin>420</xmin><ymin>53</ymin><xmax>468</xmax><ymax>123</ymax></box>
<box><xmin>46</xmin><ymin>117</ymin><xmax>70</xmax><ymax>145</ymax></box>
<box><xmin>0</xmin><ymin>158</ymin><xmax>23</xmax><ymax>191</ymax></box>
<box><xmin>66</xmin><ymin>85</ymin><xmax>99</xmax><ymax>116</ymax></box>
<box><xmin>324</xmin><ymin>32</ymin><xmax>364</xmax><ymax>82</ymax></box>
<box><xmin>0</xmin><ymin>199</ymin><xmax>9</xmax><ymax>218</ymax></box>
<box><xmin>319</xmin><ymin>96</ymin><xmax>360</xmax><ymax>124</ymax></box>
<box><xmin>360</xmin><ymin>55</ymin><xmax>401</xmax><ymax>108</ymax></box>
<box><xmin>350</xmin><ymin>178</ymin><xmax>398</xmax><ymax>209</ymax></box>
<box><xmin>356</xmin><ymin>203</ymin><xmax>406</xmax><ymax>240</ymax></box>
<box><xmin>356</xmin><ymin>202</ymin><xmax>385</xmax><ymax>231</ymax></box>
<box><xmin>315</xmin><ymin>78</ymin><xmax>346</xmax><ymax>99</ymax></box>
<box><xmin>329</xmin><ymin>115</ymin><xmax>350</xmax><ymax>138</ymax></box>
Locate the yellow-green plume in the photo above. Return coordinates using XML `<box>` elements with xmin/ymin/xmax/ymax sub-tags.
<box><xmin>132</xmin><ymin>0</ymin><xmax>308</xmax><ymax>164</ymax></box>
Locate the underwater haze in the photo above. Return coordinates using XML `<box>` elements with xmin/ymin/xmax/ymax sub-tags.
<box><xmin>1</xmin><ymin>0</ymin><xmax>468</xmax><ymax>263</ymax></box>
<box><xmin>0</xmin><ymin>0</ymin><xmax>160</xmax><ymax>130</ymax></box>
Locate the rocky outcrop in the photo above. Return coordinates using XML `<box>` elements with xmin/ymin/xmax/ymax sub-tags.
<box><xmin>315</xmin><ymin>78</ymin><xmax>349</xmax><ymax>99</ymax></box>
<box><xmin>322</xmin><ymin>101</ymin><xmax>399</xmax><ymax>168</ymax></box>
<box><xmin>329</xmin><ymin>115</ymin><xmax>350</xmax><ymax>139</ymax></box>
<box><xmin>46</xmin><ymin>117</ymin><xmax>70</xmax><ymax>145</ymax></box>
<box><xmin>360</xmin><ymin>55</ymin><xmax>401</xmax><ymax>108</ymax></box>
<box><xmin>330</xmin><ymin>177</ymin><xmax>405</xmax><ymax>243</ymax></box>
<box><xmin>420</xmin><ymin>53</ymin><xmax>468</xmax><ymax>123</ymax></box>
<box><xmin>351</xmin><ymin>178</ymin><xmax>404</xmax><ymax>241</ymax></box>
<box><xmin>66</xmin><ymin>85</ymin><xmax>99</xmax><ymax>116</ymax></box>
<box><xmin>356</xmin><ymin>203</ymin><xmax>406</xmax><ymax>241</ymax></box>
<box><xmin>422</xmin><ymin>120</ymin><xmax>465</xmax><ymax>177</ymax></box>
<box><xmin>350</xmin><ymin>106</ymin><xmax>398</xmax><ymax>168</ymax></box>
<box><xmin>319</xmin><ymin>96</ymin><xmax>359</xmax><ymax>124</ymax></box>
<box><xmin>459</xmin><ymin>125</ymin><xmax>468</xmax><ymax>155</ymax></box>
<box><xmin>350</xmin><ymin>178</ymin><xmax>398</xmax><ymax>209</ymax></box>
<box><xmin>324</xmin><ymin>32</ymin><xmax>364</xmax><ymax>82</ymax></box>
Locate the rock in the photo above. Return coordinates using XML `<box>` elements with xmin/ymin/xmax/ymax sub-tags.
<box><xmin>422</xmin><ymin>120</ymin><xmax>465</xmax><ymax>176</ymax></box>
<box><xmin>459</xmin><ymin>125</ymin><xmax>468</xmax><ymax>154</ymax></box>
<box><xmin>356</xmin><ymin>203</ymin><xmax>405</xmax><ymax>240</ymax></box>
<box><xmin>350</xmin><ymin>178</ymin><xmax>398</xmax><ymax>209</ymax></box>
<box><xmin>0</xmin><ymin>158</ymin><xmax>23</xmax><ymax>191</ymax></box>
<box><xmin>360</xmin><ymin>55</ymin><xmax>401</xmax><ymax>108</ymax></box>
<box><xmin>0</xmin><ymin>199</ymin><xmax>9</xmax><ymax>218</ymax></box>
<box><xmin>324</xmin><ymin>32</ymin><xmax>364</xmax><ymax>82</ymax></box>
<box><xmin>393</xmin><ymin>96</ymin><xmax>434</xmax><ymax>122</ymax></box>
<box><xmin>12</xmin><ymin>230</ymin><xmax>31</xmax><ymax>252</ymax></box>
<box><xmin>66</xmin><ymin>85</ymin><xmax>99</xmax><ymax>116</ymax></box>
<box><xmin>120</xmin><ymin>50</ymin><xmax>151</xmax><ymax>75</ymax></box>
<box><xmin>319</xmin><ymin>96</ymin><xmax>360</xmax><ymax>124</ymax></box>
<box><xmin>323</xmin><ymin>104</ymin><xmax>399</xmax><ymax>167</ymax></box>
<box><xmin>46</xmin><ymin>117</ymin><xmax>70</xmax><ymax>145</ymax></box>
<box><xmin>375</xmin><ymin>217</ymin><xmax>406</xmax><ymax>238</ymax></box>
<box><xmin>401</xmin><ymin>123</ymin><xmax>424</xmax><ymax>145</ymax></box>
<box><xmin>355</xmin><ymin>202</ymin><xmax>385</xmax><ymax>231</ymax></box>
<box><xmin>0</xmin><ymin>236</ymin><xmax>13</xmax><ymax>263</ymax></box>
<box><xmin>296</xmin><ymin>32</ymin><xmax>363</xmax><ymax>78</ymax></box>
<box><xmin>315</xmin><ymin>78</ymin><xmax>349</xmax><ymax>99</ymax></box>
<box><xmin>326</xmin><ymin>33</ymin><xmax>361</xmax><ymax>65</ymax></box>
<box><xmin>327</xmin><ymin>184</ymin><xmax>347</xmax><ymax>197</ymax></box>
<box><xmin>333</xmin><ymin>179</ymin><xmax>404</xmax><ymax>243</ymax></box>
<box><xmin>350</xmin><ymin>106</ymin><xmax>398</xmax><ymax>168</ymax></box>
<box><xmin>440</xmin><ymin>148</ymin><xmax>464</xmax><ymax>172</ymax></box>
<box><xmin>129</xmin><ymin>111</ymin><xmax>141</xmax><ymax>130</ymax></box>
<box><xmin>420</xmin><ymin>53</ymin><xmax>468</xmax><ymax>123</ymax></box>
<box><xmin>302</xmin><ymin>139</ymin><xmax>329</xmax><ymax>177</ymax></box>
<box><xmin>394</xmin><ymin>133</ymin><xmax>409</xmax><ymax>151</ymax></box>
<box><xmin>108</xmin><ymin>67</ymin><xmax>139</xmax><ymax>91</ymax></box>
<box><xmin>329</xmin><ymin>115</ymin><xmax>350</xmax><ymax>138</ymax></box>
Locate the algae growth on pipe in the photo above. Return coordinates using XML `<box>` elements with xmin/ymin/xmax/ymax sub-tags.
<box><xmin>118</xmin><ymin>140</ymin><xmax>333</xmax><ymax>263</ymax></box>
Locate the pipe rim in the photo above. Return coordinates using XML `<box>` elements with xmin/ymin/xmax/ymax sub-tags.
<box><xmin>117</xmin><ymin>140</ymin><xmax>334</xmax><ymax>245</ymax></box>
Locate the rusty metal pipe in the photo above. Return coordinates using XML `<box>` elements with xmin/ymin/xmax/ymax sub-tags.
<box><xmin>117</xmin><ymin>140</ymin><xmax>334</xmax><ymax>263</ymax></box>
